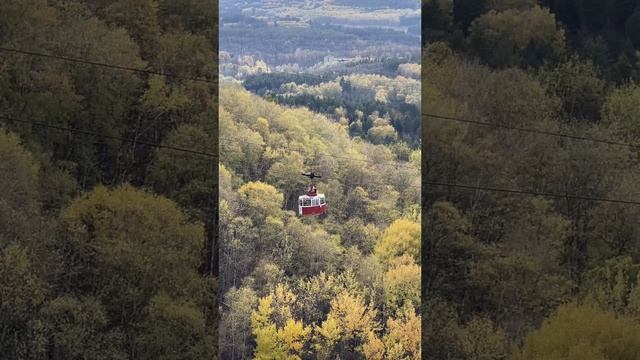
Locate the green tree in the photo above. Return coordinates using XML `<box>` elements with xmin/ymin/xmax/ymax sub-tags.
<box><xmin>100</xmin><ymin>0</ymin><xmax>161</xmax><ymax>56</ymax></box>
<box><xmin>603</xmin><ymin>82</ymin><xmax>640</xmax><ymax>139</ymax></box>
<box><xmin>340</xmin><ymin>218</ymin><xmax>380</xmax><ymax>254</ymax></box>
<box><xmin>266</xmin><ymin>152</ymin><xmax>308</xmax><ymax>210</ymax></box>
<box><xmin>469</xmin><ymin>6</ymin><xmax>565</xmax><ymax>68</ymax></box>
<box><xmin>423</xmin><ymin>297</ymin><xmax>465</xmax><ymax>359</ymax></box>
<box><xmin>457</xmin><ymin>317</ymin><xmax>508</xmax><ymax>360</ymax></box>
<box><xmin>148</xmin><ymin>124</ymin><xmax>215</xmax><ymax>220</ymax></box>
<box><xmin>136</xmin><ymin>294</ymin><xmax>214</xmax><ymax>359</ymax></box>
<box><xmin>59</xmin><ymin>185</ymin><xmax>205</xmax><ymax>354</ymax></box>
<box><xmin>539</xmin><ymin>56</ymin><xmax>606</xmax><ymax>121</ymax></box>
<box><xmin>0</xmin><ymin>129</ymin><xmax>40</xmax><ymax>247</ymax></box>
<box><xmin>0</xmin><ymin>244</ymin><xmax>46</xmax><ymax>358</ymax></box>
<box><xmin>158</xmin><ymin>0</ymin><xmax>216</xmax><ymax>34</ymax></box>
<box><xmin>41</xmin><ymin>296</ymin><xmax>125</xmax><ymax>360</ymax></box>
<box><xmin>583</xmin><ymin>256</ymin><xmax>640</xmax><ymax>315</ymax></box>
<box><xmin>151</xmin><ymin>31</ymin><xmax>215</xmax><ymax>80</ymax></box>
<box><xmin>220</xmin><ymin>286</ymin><xmax>258</xmax><ymax>360</ymax></box>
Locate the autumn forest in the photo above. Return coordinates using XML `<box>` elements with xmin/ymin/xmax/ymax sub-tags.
<box><xmin>5</xmin><ymin>0</ymin><xmax>640</xmax><ymax>359</ymax></box>
<box><xmin>219</xmin><ymin>1</ymin><xmax>422</xmax><ymax>359</ymax></box>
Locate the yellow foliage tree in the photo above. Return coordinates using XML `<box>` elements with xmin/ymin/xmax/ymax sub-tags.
<box><xmin>314</xmin><ymin>291</ymin><xmax>380</xmax><ymax>358</ymax></box>
<box><xmin>252</xmin><ymin>299</ymin><xmax>286</xmax><ymax>360</ymax></box>
<box><xmin>271</xmin><ymin>283</ymin><xmax>297</xmax><ymax>326</ymax></box>
<box><xmin>237</xmin><ymin>181</ymin><xmax>284</xmax><ymax>223</ymax></box>
<box><xmin>383</xmin><ymin>256</ymin><xmax>421</xmax><ymax>316</ymax></box>
<box><xmin>278</xmin><ymin>319</ymin><xmax>311</xmax><ymax>355</ymax></box>
<box><xmin>374</xmin><ymin>219</ymin><xmax>421</xmax><ymax>267</ymax></box>
<box><xmin>251</xmin><ymin>287</ymin><xmax>311</xmax><ymax>360</ymax></box>
<box><xmin>362</xmin><ymin>331</ymin><xmax>385</xmax><ymax>360</ymax></box>
<box><xmin>383</xmin><ymin>304</ymin><xmax>421</xmax><ymax>360</ymax></box>
<box><xmin>516</xmin><ymin>302</ymin><xmax>640</xmax><ymax>360</ymax></box>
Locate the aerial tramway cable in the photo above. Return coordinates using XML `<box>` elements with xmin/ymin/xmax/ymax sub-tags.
<box><xmin>8</xmin><ymin>46</ymin><xmax>640</xmax><ymax>207</ymax></box>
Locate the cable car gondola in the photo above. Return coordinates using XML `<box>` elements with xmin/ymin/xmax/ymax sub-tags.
<box><xmin>298</xmin><ymin>172</ymin><xmax>326</xmax><ymax>217</ymax></box>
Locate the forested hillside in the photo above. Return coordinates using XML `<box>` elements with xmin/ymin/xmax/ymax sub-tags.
<box><xmin>0</xmin><ymin>0</ymin><xmax>218</xmax><ymax>358</ymax></box>
<box><xmin>424</xmin><ymin>0</ymin><xmax>640</xmax><ymax>358</ymax></box>
<box><xmin>218</xmin><ymin>83</ymin><xmax>421</xmax><ymax>359</ymax></box>
<box><xmin>244</xmin><ymin>69</ymin><xmax>421</xmax><ymax>145</ymax></box>
<box><xmin>219</xmin><ymin>0</ymin><xmax>420</xmax><ymax>77</ymax></box>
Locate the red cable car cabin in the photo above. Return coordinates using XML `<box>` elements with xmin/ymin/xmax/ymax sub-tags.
<box><xmin>298</xmin><ymin>173</ymin><xmax>326</xmax><ymax>217</ymax></box>
<box><xmin>298</xmin><ymin>193</ymin><xmax>326</xmax><ymax>216</ymax></box>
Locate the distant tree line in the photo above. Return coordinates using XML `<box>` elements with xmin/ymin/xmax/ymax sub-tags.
<box><xmin>424</xmin><ymin>0</ymin><xmax>640</xmax><ymax>83</ymax></box>
<box><xmin>243</xmin><ymin>70</ymin><xmax>421</xmax><ymax>146</ymax></box>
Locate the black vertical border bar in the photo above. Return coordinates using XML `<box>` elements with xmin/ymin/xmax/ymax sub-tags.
<box><xmin>421</xmin><ymin>0</ymin><xmax>427</xmax><ymax>358</ymax></box>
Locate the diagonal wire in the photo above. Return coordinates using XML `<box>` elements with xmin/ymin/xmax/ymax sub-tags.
<box><xmin>0</xmin><ymin>46</ymin><xmax>217</xmax><ymax>84</ymax></box>
<box><xmin>0</xmin><ymin>115</ymin><xmax>218</xmax><ymax>158</ymax></box>
<box><xmin>425</xmin><ymin>180</ymin><xmax>640</xmax><ymax>206</ymax></box>
<box><xmin>423</xmin><ymin>112</ymin><xmax>640</xmax><ymax>150</ymax></box>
